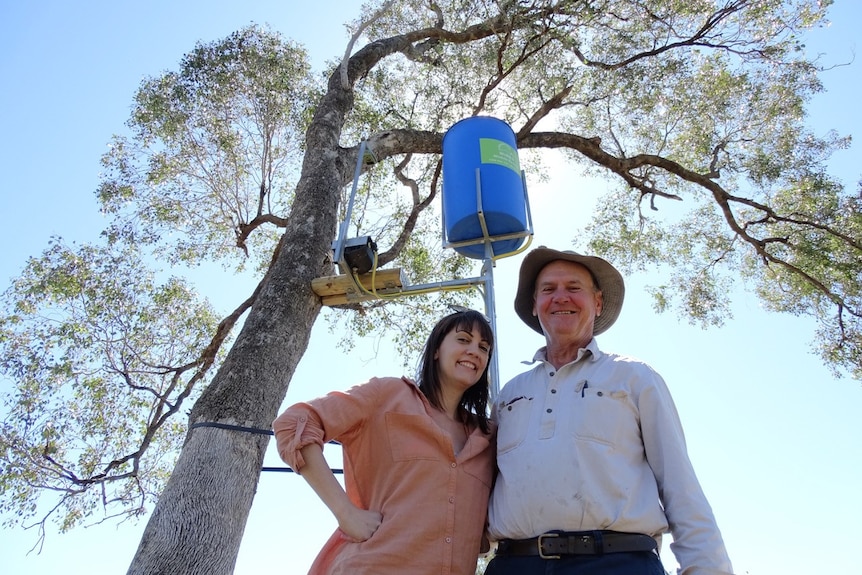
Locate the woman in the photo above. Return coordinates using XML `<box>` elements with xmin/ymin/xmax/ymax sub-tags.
<box><xmin>273</xmin><ymin>309</ymin><xmax>496</xmax><ymax>575</ymax></box>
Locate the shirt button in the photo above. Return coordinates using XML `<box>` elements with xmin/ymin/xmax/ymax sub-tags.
<box><xmin>551</xmin><ymin>389</ymin><xmax>557</xmax><ymax>394</ymax></box>
<box><xmin>449</xmin><ymin>497</ymin><xmax>455</xmax><ymax>503</ymax></box>
<box><xmin>445</xmin><ymin>537</ymin><xmax>452</xmax><ymax>543</ymax></box>
<box><xmin>549</xmin><ymin>371</ymin><xmax>555</xmax><ymax>376</ymax></box>
<box><xmin>546</xmin><ymin>408</ymin><xmax>553</xmax><ymax>413</ymax></box>
<box><xmin>450</xmin><ymin>462</ymin><xmax>457</xmax><ymax>468</ymax></box>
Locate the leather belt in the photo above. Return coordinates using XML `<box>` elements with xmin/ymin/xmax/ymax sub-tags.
<box><xmin>495</xmin><ymin>530</ymin><xmax>657</xmax><ymax>559</ymax></box>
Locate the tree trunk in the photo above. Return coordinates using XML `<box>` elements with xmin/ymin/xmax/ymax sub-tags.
<box><xmin>125</xmin><ymin>424</ymin><xmax>270</xmax><ymax>574</ymax></box>
<box><xmin>124</xmin><ymin>26</ymin><xmax>422</xmax><ymax>571</ymax></box>
<box><xmin>126</xmin><ymin>88</ymin><xmax>350</xmax><ymax>573</ymax></box>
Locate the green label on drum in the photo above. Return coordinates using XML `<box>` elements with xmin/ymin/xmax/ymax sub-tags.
<box><xmin>479</xmin><ymin>138</ymin><xmax>520</xmax><ymax>174</ymax></box>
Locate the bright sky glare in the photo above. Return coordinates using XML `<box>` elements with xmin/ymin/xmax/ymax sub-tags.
<box><xmin>1</xmin><ymin>2</ymin><xmax>860</xmax><ymax>574</ymax></box>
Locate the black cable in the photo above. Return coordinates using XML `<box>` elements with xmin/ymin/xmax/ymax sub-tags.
<box><xmin>189</xmin><ymin>421</ymin><xmax>273</xmax><ymax>435</ymax></box>
<box><xmin>262</xmin><ymin>466</ymin><xmax>344</xmax><ymax>474</ymax></box>
<box><xmin>190</xmin><ymin>421</ymin><xmax>344</xmax><ymax>474</ymax></box>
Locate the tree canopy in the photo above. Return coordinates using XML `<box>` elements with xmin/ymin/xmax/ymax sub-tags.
<box><xmin>1</xmin><ymin>0</ymin><xmax>858</xmax><ymax>571</ymax></box>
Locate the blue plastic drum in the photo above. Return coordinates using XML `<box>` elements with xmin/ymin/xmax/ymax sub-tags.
<box><xmin>442</xmin><ymin>116</ymin><xmax>528</xmax><ymax>259</ymax></box>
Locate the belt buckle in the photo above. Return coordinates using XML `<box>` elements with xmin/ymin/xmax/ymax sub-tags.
<box><xmin>537</xmin><ymin>532</ymin><xmax>560</xmax><ymax>559</ymax></box>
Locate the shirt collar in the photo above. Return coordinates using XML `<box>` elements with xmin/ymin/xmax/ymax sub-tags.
<box><xmin>524</xmin><ymin>338</ymin><xmax>602</xmax><ymax>366</ymax></box>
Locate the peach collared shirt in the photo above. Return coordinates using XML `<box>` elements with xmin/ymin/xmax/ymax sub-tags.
<box><xmin>273</xmin><ymin>376</ymin><xmax>495</xmax><ymax>575</ymax></box>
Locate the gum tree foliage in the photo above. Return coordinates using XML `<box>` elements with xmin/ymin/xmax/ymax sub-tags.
<box><xmin>0</xmin><ymin>240</ymin><xmax>223</xmax><ymax>540</ymax></box>
<box><xmin>0</xmin><ymin>1</ymin><xmax>858</xmax><ymax>573</ymax></box>
<box><xmin>0</xmin><ymin>26</ymin><xmax>321</xmax><ymax>547</ymax></box>
<box><xmin>1</xmin><ymin>21</ymin><xmax>475</xmax><ymax>553</ymax></box>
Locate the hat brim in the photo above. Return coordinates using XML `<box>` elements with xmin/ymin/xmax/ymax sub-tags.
<box><xmin>514</xmin><ymin>247</ymin><xmax>625</xmax><ymax>335</ymax></box>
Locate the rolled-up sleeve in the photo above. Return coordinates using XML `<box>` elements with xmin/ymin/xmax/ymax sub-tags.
<box><xmin>272</xmin><ymin>377</ymin><xmax>391</xmax><ymax>473</ymax></box>
<box><xmin>272</xmin><ymin>403</ymin><xmax>327</xmax><ymax>472</ymax></box>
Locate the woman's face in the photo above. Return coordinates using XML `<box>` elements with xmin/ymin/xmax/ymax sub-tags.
<box><xmin>434</xmin><ymin>323</ymin><xmax>491</xmax><ymax>392</ymax></box>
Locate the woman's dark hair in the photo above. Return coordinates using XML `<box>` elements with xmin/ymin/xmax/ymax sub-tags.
<box><xmin>417</xmin><ymin>309</ymin><xmax>494</xmax><ymax>434</ymax></box>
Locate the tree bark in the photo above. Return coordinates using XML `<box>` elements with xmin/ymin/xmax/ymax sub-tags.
<box><xmin>126</xmin><ymin>208</ymin><xmax>332</xmax><ymax>573</ymax></box>
<box><xmin>126</xmin><ymin>62</ymin><xmax>353</xmax><ymax>575</ymax></box>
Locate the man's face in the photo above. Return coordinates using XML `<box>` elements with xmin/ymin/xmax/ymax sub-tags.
<box><xmin>532</xmin><ymin>260</ymin><xmax>603</xmax><ymax>345</ymax></box>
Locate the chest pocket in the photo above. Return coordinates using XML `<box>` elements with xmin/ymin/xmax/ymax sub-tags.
<box><xmin>569</xmin><ymin>387</ymin><xmax>638</xmax><ymax>446</ymax></box>
<box><xmin>495</xmin><ymin>395</ymin><xmax>533</xmax><ymax>454</ymax></box>
<box><xmin>385</xmin><ymin>412</ymin><xmax>447</xmax><ymax>462</ymax></box>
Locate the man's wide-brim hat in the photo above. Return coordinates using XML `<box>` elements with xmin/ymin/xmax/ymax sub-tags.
<box><xmin>514</xmin><ymin>246</ymin><xmax>625</xmax><ymax>335</ymax></box>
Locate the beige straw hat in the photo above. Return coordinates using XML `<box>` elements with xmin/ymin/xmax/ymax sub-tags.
<box><xmin>514</xmin><ymin>246</ymin><xmax>625</xmax><ymax>335</ymax></box>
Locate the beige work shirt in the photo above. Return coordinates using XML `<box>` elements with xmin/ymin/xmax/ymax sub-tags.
<box><xmin>488</xmin><ymin>339</ymin><xmax>733</xmax><ymax>575</ymax></box>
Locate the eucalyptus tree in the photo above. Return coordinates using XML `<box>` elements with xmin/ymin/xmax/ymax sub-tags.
<box><xmin>1</xmin><ymin>19</ymin><xmax>472</xmax><ymax>558</ymax></box>
<box><xmin>0</xmin><ymin>25</ymin><xmax>321</xmax><ymax>550</ymax></box>
<box><xmin>1</xmin><ymin>1</ymin><xmax>857</xmax><ymax>573</ymax></box>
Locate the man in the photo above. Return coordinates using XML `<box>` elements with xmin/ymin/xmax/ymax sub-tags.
<box><xmin>485</xmin><ymin>247</ymin><xmax>733</xmax><ymax>575</ymax></box>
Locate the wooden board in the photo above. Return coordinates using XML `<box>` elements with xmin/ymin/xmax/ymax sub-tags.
<box><xmin>311</xmin><ymin>268</ymin><xmax>407</xmax><ymax>306</ymax></box>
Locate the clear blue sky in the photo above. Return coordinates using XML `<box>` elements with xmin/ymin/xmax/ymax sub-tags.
<box><xmin>1</xmin><ymin>1</ymin><xmax>860</xmax><ymax>574</ymax></box>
